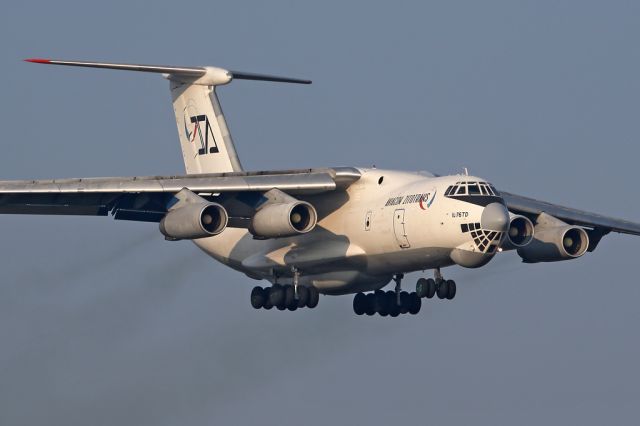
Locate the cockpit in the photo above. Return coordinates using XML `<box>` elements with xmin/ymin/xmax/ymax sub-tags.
<box><xmin>444</xmin><ymin>181</ymin><xmax>500</xmax><ymax>197</ymax></box>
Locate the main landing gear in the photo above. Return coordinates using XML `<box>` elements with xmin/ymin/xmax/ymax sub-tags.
<box><xmin>352</xmin><ymin>269</ymin><xmax>457</xmax><ymax>317</ymax></box>
<box><xmin>415</xmin><ymin>268</ymin><xmax>456</xmax><ymax>300</ymax></box>
<box><xmin>250</xmin><ymin>268</ymin><xmax>320</xmax><ymax>311</ymax></box>
<box><xmin>250</xmin><ymin>284</ymin><xmax>320</xmax><ymax>311</ymax></box>
<box><xmin>353</xmin><ymin>274</ymin><xmax>422</xmax><ymax>317</ymax></box>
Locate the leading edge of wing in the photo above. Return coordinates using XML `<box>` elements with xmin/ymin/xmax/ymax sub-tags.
<box><xmin>501</xmin><ymin>191</ymin><xmax>640</xmax><ymax>236</ymax></box>
<box><xmin>0</xmin><ymin>167</ymin><xmax>361</xmax><ymax>196</ymax></box>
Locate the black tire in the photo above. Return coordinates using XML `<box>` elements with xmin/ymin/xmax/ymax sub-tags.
<box><xmin>287</xmin><ymin>302</ymin><xmax>298</xmax><ymax>312</ymax></box>
<box><xmin>416</xmin><ymin>278</ymin><xmax>428</xmax><ymax>298</ymax></box>
<box><xmin>296</xmin><ymin>286</ymin><xmax>310</xmax><ymax>308</ymax></box>
<box><xmin>262</xmin><ymin>288</ymin><xmax>273</xmax><ymax>310</ymax></box>
<box><xmin>269</xmin><ymin>284</ymin><xmax>285</xmax><ymax>307</ymax></box>
<box><xmin>250</xmin><ymin>286</ymin><xmax>265</xmax><ymax>309</ymax></box>
<box><xmin>374</xmin><ymin>290</ymin><xmax>387</xmax><ymax>314</ymax></box>
<box><xmin>408</xmin><ymin>292</ymin><xmax>421</xmax><ymax>314</ymax></box>
<box><xmin>399</xmin><ymin>291</ymin><xmax>410</xmax><ymax>314</ymax></box>
<box><xmin>446</xmin><ymin>280</ymin><xmax>457</xmax><ymax>300</ymax></box>
<box><xmin>284</xmin><ymin>285</ymin><xmax>296</xmax><ymax>308</ymax></box>
<box><xmin>389</xmin><ymin>303</ymin><xmax>400</xmax><ymax>317</ymax></box>
<box><xmin>353</xmin><ymin>293</ymin><xmax>366</xmax><ymax>315</ymax></box>
<box><xmin>436</xmin><ymin>280</ymin><xmax>449</xmax><ymax>299</ymax></box>
<box><xmin>364</xmin><ymin>294</ymin><xmax>376</xmax><ymax>316</ymax></box>
<box><xmin>386</xmin><ymin>291</ymin><xmax>400</xmax><ymax>317</ymax></box>
<box><xmin>307</xmin><ymin>286</ymin><xmax>320</xmax><ymax>309</ymax></box>
<box><xmin>426</xmin><ymin>278</ymin><xmax>436</xmax><ymax>299</ymax></box>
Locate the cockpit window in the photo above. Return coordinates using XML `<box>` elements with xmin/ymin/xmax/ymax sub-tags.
<box><xmin>445</xmin><ymin>181</ymin><xmax>500</xmax><ymax>198</ymax></box>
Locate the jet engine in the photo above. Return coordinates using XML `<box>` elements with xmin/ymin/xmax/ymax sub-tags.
<box><xmin>501</xmin><ymin>214</ymin><xmax>535</xmax><ymax>250</ymax></box>
<box><xmin>517</xmin><ymin>224</ymin><xmax>589</xmax><ymax>263</ymax></box>
<box><xmin>250</xmin><ymin>201</ymin><xmax>317</xmax><ymax>238</ymax></box>
<box><xmin>160</xmin><ymin>202</ymin><xmax>228</xmax><ymax>240</ymax></box>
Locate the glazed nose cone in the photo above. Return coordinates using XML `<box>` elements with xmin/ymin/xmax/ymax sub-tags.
<box><xmin>481</xmin><ymin>202</ymin><xmax>509</xmax><ymax>232</ymax></box>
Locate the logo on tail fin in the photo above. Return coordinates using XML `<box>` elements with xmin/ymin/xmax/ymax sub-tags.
<box><xmin>183</xmin><ymin>107</ymin><xmax>219</xmax><ymax>155</ymax></box>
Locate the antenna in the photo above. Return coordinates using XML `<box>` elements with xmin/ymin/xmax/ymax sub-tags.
<box><xmin>464</xmin><ymin>167</ymin><xmax>469</xmax><ymax>176</ymax></box>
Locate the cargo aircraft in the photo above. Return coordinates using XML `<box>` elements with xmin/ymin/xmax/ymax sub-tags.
<box><xmin>4</xmin><ymin>58</ymin><xmax>639</xmax><ymax>317</ymax></box>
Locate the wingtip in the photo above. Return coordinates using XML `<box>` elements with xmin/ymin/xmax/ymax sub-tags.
<box><xmin>24</xmin><ymin>58</ymin><xmax>51</xmax><ymax>64</ymax></box>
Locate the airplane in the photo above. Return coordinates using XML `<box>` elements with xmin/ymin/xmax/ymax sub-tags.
<box><xmin>3</xmin><ymin>58</ymin><xmax>639</xmax><ymax>317</ymax></box>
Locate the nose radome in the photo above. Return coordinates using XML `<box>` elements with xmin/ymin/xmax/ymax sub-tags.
<box><xmin>481</xmin><ymin>202</ymin><xmax>509</xmax><ymax>232</ymax></box>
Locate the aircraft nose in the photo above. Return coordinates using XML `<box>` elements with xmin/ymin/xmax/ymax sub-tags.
<box><xmin>481</xmin><ymin>202</ymin><xmax>509</xmax><ymax>232</ymax></box>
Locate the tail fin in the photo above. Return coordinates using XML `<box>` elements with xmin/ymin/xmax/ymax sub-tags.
<box><xmin>25</xmin><ymin>58</ymin><xmax>311</xmax><ymax>174</ymax></box>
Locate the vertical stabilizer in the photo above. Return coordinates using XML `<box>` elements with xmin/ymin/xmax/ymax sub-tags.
<box><xmin>170</xmin><ymin>81</ymin><xmax>242</xmax><ymax>174</ymax></box>
<box><xmin>24</xmin><ymin>59</ymin><xmax>311</xmax><ymax>175</ymax></box>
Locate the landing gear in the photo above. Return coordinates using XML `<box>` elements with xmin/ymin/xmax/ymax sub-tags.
<box><xmin>416</xmin><ymin>278</ymin><xmax>436</xmax><ymax>299</ymax></box>
<box><xmin>352</xmin><ymin>274</ymin><xmax>422</xmax><ymax>317</ymax></box>
<box><xmin>250</xmin><ymin>283</ymin><xmax>320</xmax><ymax>311</ymax></box>
<box><xmin>417</xmin><ymin>268</ymin><xmax>457</xmax><ymax>301</ymax></box>
<box><xmin>250</xmin><ymin>267</ymin><xmax>320</xmax><ymax>311</ymax></box>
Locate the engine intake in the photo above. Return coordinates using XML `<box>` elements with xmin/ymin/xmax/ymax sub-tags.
<box><xmin>501</xmin><ymin>214</ymin><xmax>535</xmax><ymax>250</ymax></box>
<box><xmin>250</xmin><ymin>201</ymin><xmax>317</xmax><ymax>238</ymax></box>
<box><xmin>160</xmin><ymin>202</ymin><xmax>228</xmax><ymax>240</ymax></box>
<box><xmin>517</xmin><ymin>225</ymin><xmax>589</xmax><ymax>263</ymax></box>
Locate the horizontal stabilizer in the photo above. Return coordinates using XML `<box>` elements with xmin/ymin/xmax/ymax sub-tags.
<box><xmin>24</xmin><ymin>58</ymin><xmax>311</xmax><ymax>85</ymax></box>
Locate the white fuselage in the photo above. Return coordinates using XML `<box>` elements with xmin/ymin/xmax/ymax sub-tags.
<box><xmin>194</xmin><ymin>168</ymin><xmax>508</xmax><ymax>294</ymax></box>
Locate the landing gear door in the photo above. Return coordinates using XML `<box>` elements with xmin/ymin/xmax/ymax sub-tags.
<box><xmin>393</xmin><ymin>209</ymin><xmax>410</xmax><ymax>249</ymax></box>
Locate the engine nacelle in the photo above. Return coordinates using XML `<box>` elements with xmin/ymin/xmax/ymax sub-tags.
<box><xmin>159</xmin><ymin>202</ymin><xmax>228</xmax><ymax>240</ymax></box>
<box><xmin>517</xmin><ymin>225</ymin><xmax>589</xmax><ymax>263</ymax></box>
<box><xmin>501</xmin><ymin>214</ymin><xmax>535</xmax><ymax>250</ymax></box>
<box><xmin>250</xmin><ymin>201</ymin><xmax>317</xmax><ymax>238</ymax></box>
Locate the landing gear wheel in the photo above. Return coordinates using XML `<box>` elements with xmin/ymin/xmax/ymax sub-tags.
<box><xmin>283</xmin><ymin>285</ymin><xmax>295</xmax><ymax>308</ymax></box>
<box><xmin>399</xmin><ymin>291</ymin><xmax>410</xmax><ymax>314</ymax></box>
<box><xmin>436</xmin><ymin>280</ymin><xmax>449</xmax><ymax>299</ymax></box>
<box><xmin>446</xmin><ymin>280</ymin><xmax>457</xmax><ymax>300</ymax></box>
<box><xmin>364</xmin><ymin>293</ymin><xmax>376</xmax><ymax>316</ymax></box>
<box><xmin>353</xmin><ymin>293</ymin><xmax>366</xmax><ymax>315</ymax></box>
<box><xmin>426</xmin><ymin>278</ymin><xmax>436</xmax><ymax>299</ymax></box>
<box><xmin>269</xmin><ymin>284</ymin><xmax>285</xmax><ymax>307</ymax></box>
<box><xmin>262</xmin><ymin>288</ymin><xmax>273</xmax><ymax>310</ymax></box>
<box><xmin>296</xmin><ymin>286</ymin><xmax>309</xmax><ymax>308</ymax></box>
<box><xmin>408</xmin><ymin>293</ymin><xmax>421</xmax><ymax>314</ymax></box>
<box><xmin>373</xmin><ymin>290</ymin><xmax>387</xmax><ymax>315</ymax></box>
<box><xmin>250</xmin><ymin>286</ymin><xmax>265</xmax><ymax>309</ymax></box>
<box><xmin>416</xmin><ymin>278</ymin><xmax>429</xmax><ymax>298</ymax></box>
<box><xmin>386</xmin><ymin>291</ymin><xmax>400</xmax><ymax>317</ymax></box>
<box><xmin>307</xmin><ymin>286</ymin><xmax>320</xmax><ymax>309</ymax></box>
<box><xmin>389</xmin><ymin>304</ymin><xmax>400</xmax><ymax>317</ymax></box>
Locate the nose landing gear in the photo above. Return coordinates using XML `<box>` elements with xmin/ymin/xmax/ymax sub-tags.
<box><xmin>416</xmin><ymin>268</ymin><xmax>456</xmax><ymax>300</ymax></box>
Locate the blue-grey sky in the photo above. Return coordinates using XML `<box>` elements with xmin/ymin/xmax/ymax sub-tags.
<box><xmin>1</xmin><ymin>1</ymin><xmax>640</xmax><ymax>425</ymax></box>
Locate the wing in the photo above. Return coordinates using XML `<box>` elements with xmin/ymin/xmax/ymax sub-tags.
<box><xmin>0</xmin><ymin>167</ymin><xmax>361</xmax><ymax>222</ymax></box>
<box><xmin>501</xmin><ymin>191</ymin><xmax>640</xmax><ymax>236</ymax></box>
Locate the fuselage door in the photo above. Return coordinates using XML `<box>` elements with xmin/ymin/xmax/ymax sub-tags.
<box><xmin>393</xmin><ymin>209</ymin><xmax>410</xmax><ymax>249</ymax></box>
